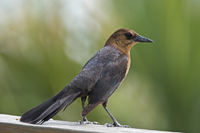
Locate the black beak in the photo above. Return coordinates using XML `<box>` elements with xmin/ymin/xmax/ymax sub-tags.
<box><xmin>134</xmin><ymin>36</ymin><xmax>154</xmax><ymax>43</ymax></box>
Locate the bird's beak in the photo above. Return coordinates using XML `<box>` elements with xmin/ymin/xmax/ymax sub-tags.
<box><xmin>134</xmin><ymin>36</ymin><xmax>154</xmax><ymax>43</ymax></box>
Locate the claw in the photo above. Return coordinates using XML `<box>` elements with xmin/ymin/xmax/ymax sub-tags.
<box><xmin>104</xmin><ymin>123</ymin><xmax>130</xmax><ymax>128</ymax></box>
<box><xmin>78</xmin><ymin>120</ymin><xmax>99</xmax><ymax>125</ymax></box>
<box><xmin>92</xmin><ymin>121</ymin><xmax>100</xmax><ymax>125</ymax></box>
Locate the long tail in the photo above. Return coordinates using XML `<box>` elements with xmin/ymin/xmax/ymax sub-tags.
<box><xmin>20</xmin><ymin>88</ymin><xmax>81</xmax><ymax>124</ymax></box>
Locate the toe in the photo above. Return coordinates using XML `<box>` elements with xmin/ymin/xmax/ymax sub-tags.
<box><xmin>78</xmin><ymin>120</ymin><xmax>100</xmax><ymax>125</ymax></box>
<box><xmin>104</xmin><ymin>123</ymin><xmax>114</xmax><ymax>127</ymax></box>
<box><xmin>92</xmin><ymin>121</ymin><xmax>100</xmax><ymax>125</ymax></box>
<box><xmin>121</xmin><ymin>125</ymin><xmax>130</xmax><ymax>128</ymax></box>
<box><xmin>104</xmin><ymin>123</ymin><xmax>130</xmax><ymax>128</ymax></box>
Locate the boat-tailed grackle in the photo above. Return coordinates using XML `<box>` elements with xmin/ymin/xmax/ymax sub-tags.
<box><xmin>20</xmin><ymin>28</ymin><xmax>153</xmax><ymax>127</ymax></box>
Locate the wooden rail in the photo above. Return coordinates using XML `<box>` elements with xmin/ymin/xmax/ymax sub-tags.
<box><xmin>0</xmin><ymin>114</ymin><xmax>182</xmax><ymax>133</ymax></box>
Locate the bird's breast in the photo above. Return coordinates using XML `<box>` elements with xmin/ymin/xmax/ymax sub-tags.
<box><xmin>113</xmin><ymin>44</ymin><xmax>131</xmax><ymax>77</ymax></box>
<box><xmin>125</xmin><ymin>55</ymin><xmax>131</xmax><ymax>77</ymax></box>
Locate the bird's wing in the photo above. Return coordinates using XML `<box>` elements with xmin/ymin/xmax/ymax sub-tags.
<box><xmin>81</xmin><ymin>48</ymin><xmax>128</xmax><ymax>116</ymax></box>
<box><xmin>67</xmin><ymin>45</ymin><xmax>128</xmax><ymax>96</ymax></box>
<box><xmin>88</xmin><ymin>54</ymin><xmax>128</xmax><ymax>104</ymax></box>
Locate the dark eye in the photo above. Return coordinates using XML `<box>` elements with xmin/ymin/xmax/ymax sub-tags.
<box><xmin>125</xmin><ymin>33</ymin><xmax>133</xmax><ymax>39</ymax></box>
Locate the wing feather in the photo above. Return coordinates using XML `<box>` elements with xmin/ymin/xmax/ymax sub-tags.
<box><xmin>88</xmin><ymin>55</ymin><xmax>128</xmax><ymax>104</ymax></box>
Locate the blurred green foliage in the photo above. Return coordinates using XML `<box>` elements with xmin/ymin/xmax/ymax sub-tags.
<box><xmin>0</xmin><ymin>0</ymin><xmax>200</xmax><ymax>133</ymax></box>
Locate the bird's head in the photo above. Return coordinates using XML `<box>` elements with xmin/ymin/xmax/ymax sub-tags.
<box><xmin>105</xmin><ymin>28</ymin><xmax>153</xmax><ymax>54</ymax></box>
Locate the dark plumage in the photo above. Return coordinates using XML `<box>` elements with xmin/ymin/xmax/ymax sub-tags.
<box><xmin>20</xmin><ymin>28</ymin><xmax>153</xmax><ymax>127</ymax></box>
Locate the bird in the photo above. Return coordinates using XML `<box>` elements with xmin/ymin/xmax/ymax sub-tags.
<box><xmin>20</xmin><ymin>28</ymin><xmax>153</xmax><ymax>127</ymax></box>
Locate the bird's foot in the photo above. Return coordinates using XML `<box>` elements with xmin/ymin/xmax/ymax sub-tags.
<box><xmin>78</xmin><ymin>120</ymin><xmax>99</xmax><ymax>125</ymax></box>
<box><xmin>104</xmin><ymin>123</ymin><xmax>130</xmax><ymax>128</ymax></box>
<box><xmin>78</xmin><ymin>117</ymin><xmax>99</xmax><ymax>125</ymax></box>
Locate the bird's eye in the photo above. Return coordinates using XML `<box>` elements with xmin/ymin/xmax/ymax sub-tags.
<box><xmin>125</xmin><ymin>33</ymin><xmax>133</xmax><ymax>39</ymax></box>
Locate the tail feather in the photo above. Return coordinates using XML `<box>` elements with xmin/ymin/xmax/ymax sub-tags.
<box><xmin>20</xmin><ymin>91</ymin><xmax>80</xmax><ymax>124</ymax></box>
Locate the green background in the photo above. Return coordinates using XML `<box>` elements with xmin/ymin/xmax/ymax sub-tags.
<box><xmin>0</xmin><ymin>0</ymin><xmax>200</xmax><ymax>132</ymax></box>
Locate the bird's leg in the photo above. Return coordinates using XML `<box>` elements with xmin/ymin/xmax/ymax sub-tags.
<box><xmin>102</xmin><ymin>101</ymin><xmax>130</xmax><ymax>128</ymax></box>
<box><xmin>78</xmin><ymin>97</ymin><xmax>99</xmax><ymax>125</ymax></box>
<box><xmin>81</xmin><ymin>97</ymin><xmax>88</xmax><ymax>122</ymax></box>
